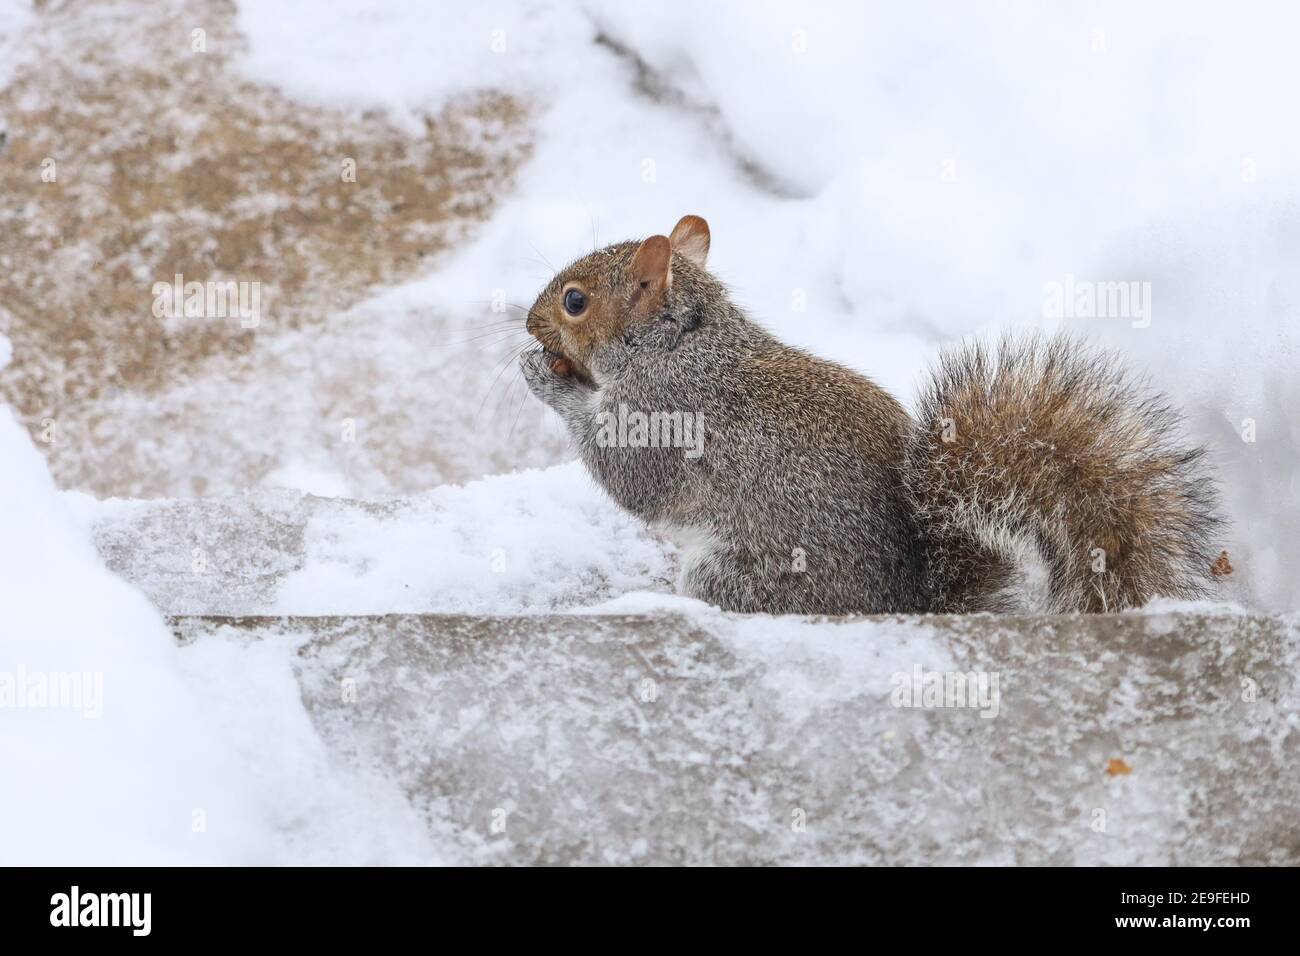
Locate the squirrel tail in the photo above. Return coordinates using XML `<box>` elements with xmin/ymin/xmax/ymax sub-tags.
<box><xmin>905</xmin><ymin>334</ymin><xmax>1225</xmax><ymax>613</ymax></box>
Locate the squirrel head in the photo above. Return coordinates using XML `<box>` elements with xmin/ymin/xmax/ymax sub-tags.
<box><xmin>525</xmin><ymin>214</ymin><xmax>712</xmax><ymax>383</ymax></box>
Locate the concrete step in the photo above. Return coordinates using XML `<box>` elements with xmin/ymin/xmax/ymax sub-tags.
<box><xmin>87</xmin><ymin>481</ymin><xmax>672</xmax><ymax>617</ymax></box>
<box><xmin>170</xmin><ymin>610</ymin><xmax>1300</xmax><ymax>865</ymax></box>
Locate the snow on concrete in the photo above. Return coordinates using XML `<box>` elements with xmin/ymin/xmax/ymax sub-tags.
<box><xmin>176</xmin><ymin>609</ymin><xmax>1300</xmax><ymax>864</ymax></box>
<box><xmin>0</xmin><ymin>397</ymin><xmax>254</xmax><ymax>864</ymax></box>
<box><xmin>83</xmin><ymin>466</ymin><xmax>676</xmax><ymax>616</ymax></box>
<box><xmin>0</xmin><ymin>1</ymin><xmax>30</xmax><ymax>89</ymax></box>
<box><xmin>0</xmin><ymin>379</ymin><xmax>441</xmax><ymax>864</ymax></box>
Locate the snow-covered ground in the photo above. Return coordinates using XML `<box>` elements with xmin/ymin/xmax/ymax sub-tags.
<box><xmin>2</xmin><ymin>0</ymin><xmax>1298</xmax><ymax>864</ymax></box>
<box><xmin>1</xmin><ymin>334</ymin><xmax>444</xmax><ymax>863</ymax></box>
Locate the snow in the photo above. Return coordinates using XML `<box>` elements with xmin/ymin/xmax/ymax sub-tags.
<box><xmin>0</xmin><ymin>1</ymin><xmax>31</xmax><ymax>90</ymax></box>
<box><xmin>81</xmin><ymin>467</ymin><xmax>675</xmax><ymax>616</ymax></box>
<box><xmin>274</xmin><ymin>463</ymin><xmax>674</xmax><ymax>614</ymax></box>
<box><xmin>0</xmin><ymin>338</ymin><xmax>439</xmax><ymax>864</ymax></box>
<box><xmin>0</xmin><ymin>402</ymin><xmax>250</xmax><ymax>864</ymax></box>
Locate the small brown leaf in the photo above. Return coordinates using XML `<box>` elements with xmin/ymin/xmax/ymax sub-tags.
<box><xmin>1106</xmin><ymin>758</ymin><xmax>1132</xmax><ymax>777</ymax></box>
<box><xmin>1211</xmin><ymin>551</ymin><xmax>1233</xmax><ymax>577</ymax></box>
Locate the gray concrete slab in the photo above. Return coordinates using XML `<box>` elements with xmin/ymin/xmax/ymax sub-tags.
<box><xmin>170</xmin><ymin>610</ymin><xmax>1300</xmax><ymax>865</ymax></box>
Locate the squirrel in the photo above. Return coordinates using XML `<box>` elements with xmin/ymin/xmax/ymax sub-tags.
<box><xmin>521</xmin><ymin>214</ymin><xmax>1224</xmax><ymax>615</ymax></box>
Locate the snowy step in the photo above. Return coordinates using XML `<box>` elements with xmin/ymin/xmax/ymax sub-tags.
<box><xmin>170</xmin><ymin>610</ymin><xmax>1299</xmax><ymax>865</ymax></box>
<box><xmin>86</xmin><ymin>478</ymin><xmax>674</xmax><ymax>617</ymax></box>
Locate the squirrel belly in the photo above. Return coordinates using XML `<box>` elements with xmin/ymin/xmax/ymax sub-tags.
<box><xmin>905</xmin><ymin>335</ymin><xmax>1224</xmax><ymax>613</ymax></box>
<box><xmin>521</xmin><ymin>216</ymin><xmax>1226</xmax><ymax>615</ymax></box>
<box><xmin>656</xmin><ymin>325</ymin><xmax>931</xmax><ymax>615</ymax></box>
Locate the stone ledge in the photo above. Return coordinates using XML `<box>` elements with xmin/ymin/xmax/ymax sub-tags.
<box><xmin>169</xmin><ymin>611</ymin><xmax>1300</xmax><ymax>865</ymax></box>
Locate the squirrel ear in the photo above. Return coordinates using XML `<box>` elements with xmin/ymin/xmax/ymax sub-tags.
<box><xmin>630</xmin><ymin>234</ymin><xmax>672</xmax><ymax>295</ymax></box>
<box><xmin>668</xmin><ymin>215</ymin><xmax>710</xmax><ymax>268</ymax></box>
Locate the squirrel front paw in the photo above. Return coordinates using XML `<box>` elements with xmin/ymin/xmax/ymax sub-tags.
<box><xmin>521</xmin><ymin>349</ymin><xmax>584</xmax><ymax>410</ymax></box>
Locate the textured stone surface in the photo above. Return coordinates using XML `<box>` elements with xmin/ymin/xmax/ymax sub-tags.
<box><xmin>94</xmin><ymin>491</ymin><xmax>315</xmax><ymax>616</ymax></box>
<box><xmin>170</xmin><ymin>610</ymin><xmax>1300</xmax><ymax>865</ymax></box>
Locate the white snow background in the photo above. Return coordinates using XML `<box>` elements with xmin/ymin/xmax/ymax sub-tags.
<box><xmin>1</xmin><ymin>0</ymin><xmax>1297</xmax><ymax>863</ymax></box>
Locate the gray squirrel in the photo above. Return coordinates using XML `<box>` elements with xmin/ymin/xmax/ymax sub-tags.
<box><xmin>521</xmin><ymin>215</ymin><xmax>1224</xmax><ymax>614</ymax></box>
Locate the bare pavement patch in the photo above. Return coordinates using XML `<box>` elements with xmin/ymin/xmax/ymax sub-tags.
<box><xmin>0</xmin><ymin>0</ymin><xmax>542</xmax><ymax>497</ymax></box>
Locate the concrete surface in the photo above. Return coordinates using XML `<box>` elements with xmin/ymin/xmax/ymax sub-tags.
<box><xmin>170</xmin><ymin>610</ymin><xmax>1300</xmax><ymax>865</ymax></box>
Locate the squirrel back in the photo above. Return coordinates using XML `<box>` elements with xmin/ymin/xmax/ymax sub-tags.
<box><xmin>522</xmin><ymin>215</ymin><xmax>1225</xmax><ymax>615</ymax></box>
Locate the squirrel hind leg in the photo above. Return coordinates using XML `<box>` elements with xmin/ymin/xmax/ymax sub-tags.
<box><xmin>918</xmin><ymin>527</ymin><xmax>1021</xmax><ymax>614</ymax></box>
<box><xmin>917</xmin><ymin>507</ymin><xmax>1059</xmax><ymax>614</ymax></box>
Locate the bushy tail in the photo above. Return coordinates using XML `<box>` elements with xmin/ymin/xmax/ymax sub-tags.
<box><xmin>904</xmin><ymin>335</ymin><xmax>1224</xmax><ymax>613</ymax></box>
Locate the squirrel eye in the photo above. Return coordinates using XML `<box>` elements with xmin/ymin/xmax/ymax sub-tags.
<box><xmin>563</xmin><ymin>288</ymin><xmax>587</xmax><ymax>316</ymax></box>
